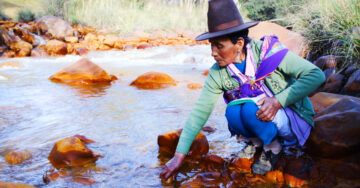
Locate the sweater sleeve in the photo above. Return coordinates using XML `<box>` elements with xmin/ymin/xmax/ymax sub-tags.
<box><xmin>175</xmin><ymin>73</ymin><xmax>222</xmax><ymax>154</ymax></box>
<box><xmin>274</xmin><ymin>51</ymin><xmax>326</xmax><ymax>107</ymax></box>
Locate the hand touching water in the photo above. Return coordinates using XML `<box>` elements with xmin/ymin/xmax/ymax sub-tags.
<box><xmin>256</xmin><ymin>97</ymin><xmax>282</xmax><ymax>121</ymax></box>
<box><xmin>160</xmin><ymin>152</ymin><xmax>186</xmax><ymax>180</ymax></box>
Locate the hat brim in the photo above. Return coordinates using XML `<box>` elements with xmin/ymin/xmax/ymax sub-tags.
<box><xmin>195</xmin><ymin>21</ymin><xmax>259</xmax><ymax>41</ymax></box>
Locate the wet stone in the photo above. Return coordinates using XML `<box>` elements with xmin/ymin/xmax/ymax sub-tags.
<box><xmin>320</xmin><ymin>73</ymin><xmax>344</xmax><ymax>93</ymax></box>
<box><xmin>45</xmin><ymin>39</ymin><xmax>67</xmax><ymax>56</ymax></box>
<box><xmin>48</xmin><ymin>135</ymin><xmax>103</xmax><ymax>169</ymax></box>
<box><xmin>307</xmin><ymin>98</ymin><xmax>360</xmax><ymax>158</ymax></box>
<box><xmin>130</xmin><ymin>72</ymin><xmax>176</xmax><ymax>89</ymax></box>
<box><xmin>314</xmin><ymin>55</ymin><xmax>340</xmax><ymax>70</ymax></box>
<box><xmin>157</xmin><ymin>129</ymin><xmax>209</xmax><ymax>159</ymax></box>
<box><xmin>187</xmin><ymin>82</ymin><xmax>203</xmax><ymax>90</ymax></box>
<box><xmin>0</xmin><ymin>182</ymin><xmax>35</xmax><ymax>188</ymax></box>
<box><xmin>49</xmin><ymin>58</ymin><xmax>117</xmax><ymax>85</ymax></box>
<box><xmin>342</xmin><ymin>69</ymin><xmax>360</xmax><ymax>96</ymax></box>
<box><xmin>5</xmin><ymin>150</ymin><xmax>32</xmax><ymax>165</ymax></box>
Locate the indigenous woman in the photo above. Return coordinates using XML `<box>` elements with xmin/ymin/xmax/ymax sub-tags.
<box><xmin>161</xmin><ymin>0</ymin><xmax>325</xmax><ymax>179</ymax></box>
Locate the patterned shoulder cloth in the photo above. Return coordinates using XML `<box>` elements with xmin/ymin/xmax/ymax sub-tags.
<box><xmin>224</xmin><ymin>35</ymin><xmax>288</xmax><ymax>104</ymax></box>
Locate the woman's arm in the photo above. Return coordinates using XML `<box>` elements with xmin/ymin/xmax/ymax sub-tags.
<box><xmin>160</xmin><ymin>72</ymin><xmax>222</xmax><ymax>180</ymax></box>
<box><xmin>273</xmin><ymin>51</ymin><xmax>325</xmax><ymax>108</ymax></box>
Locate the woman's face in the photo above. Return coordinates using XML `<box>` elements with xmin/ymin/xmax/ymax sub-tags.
<box><xmin>209</xmin><ymin>37</ymin><xmax>244</xmax><ymax>67</ymax></box>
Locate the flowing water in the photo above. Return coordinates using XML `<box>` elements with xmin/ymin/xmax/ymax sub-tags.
<box><xmin>0</xmin><ymin>45</ymin><xmax>245</xmax><ymax>187</ymax></box>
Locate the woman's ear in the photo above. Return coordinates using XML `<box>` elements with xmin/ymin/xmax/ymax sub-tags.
<box><xmin>236</xmin><ymin>37</ymin><xmax>245</xmax><ymax>51</ymax></box>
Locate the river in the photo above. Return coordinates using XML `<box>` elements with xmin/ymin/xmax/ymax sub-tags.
<box><xmin>0</xmin><ymin>45</ymin><xmax>245</xmax><ymax>187</ymax></box>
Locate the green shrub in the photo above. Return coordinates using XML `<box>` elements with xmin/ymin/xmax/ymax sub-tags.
<box><xmin>18</xmin><ymin>9</ymin><xmax>36</xmax><ymax>22</ymax></box>
<box><xmin>238</xmin><ymin>0</ymin><xmax>307</xmax><ymax>27</ymax></box>
<box><xmin>293</xmin><ymin>0</ymin><xmax>360</xmax><ymax>70</ymax></box>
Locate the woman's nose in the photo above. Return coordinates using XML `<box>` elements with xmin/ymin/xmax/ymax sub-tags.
<box><xmin>211</xmin><ymin>47</ymin><xmax>218</xmax><ymax>57</ymax></box>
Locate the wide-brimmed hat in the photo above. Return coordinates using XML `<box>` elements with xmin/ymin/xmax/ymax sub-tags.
<box><xmin>195</xmin><ymin>0</ymin><xmax>259</xmax><ymax>41</ymax></box>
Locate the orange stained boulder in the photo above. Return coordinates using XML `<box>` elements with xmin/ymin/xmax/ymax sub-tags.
<box><xmin>75</xmin><ymin>48</ymin><xmax>89</xmax><ymax>56</ymax></box>
<box><xmin>310</xmin><ymin>92</ymin><xmax>360</xmax><ymax>113</ymax></box>
<box><xmin>9</xmin><ymin>40</ymin><xmax>32</xmax><ymax>57</ymax></box>
<box><xmin>157</xmin><ymin>129</ymin><xmax>209</xmax><ymax>159</ymax></box>
<box><xmin>35</xmin><ymin>16</ymin><xmax>74</xmax><ymax>39</ymax></box>
<box><xmin>64</xmin><ymin>36</ymin><xmax>78</xmax><ymax>44</ymax></box>
<box><xmin>5</xmin><ymin>150</ymin><xmax>33</xmax><ymax>165</ymax></box>
<box><xmin>201</xmin><ymin>154</ymin><xmax>225</xmax><ymax>171</ymax></box>
<box><xmin>284</xmin><ymin>174</ymin><xmax>308</xmax><ymax>188</ymax></box>
<box><xmin>0</xmin><ymin>61</ymin><xmax>22</xmax><ymax>69</ymax></box>
<box><xmin>187</xmin><ymin>82</ymin><xmax>203</xmax><ymax>90</ymax></box>
<box><xmin>130</xmin><ymin>72</ymin><xmax>176</xmax><ymax>89</ymax></box>
<box><xmin>249</xmin><ymin>22</ymin><xmax>308</xmax><ymax>57</ymax></box>
<box><xmin>0</xmin><ymin>182</ymin><xmax>35</xmax><ymax>188</ymax></box>
<box><xmin>45</xmin><ymin>39</ymin><xmax>67</xmax><ymax>56</ymax></box>
<box><xmin>203</xmin><ymin>70</ymin><xmax>210</xmax><ymax>76</ymax></box>
<box><xmin>265</xmin><ymin>170</ymin><xmax>285</xmax><ymax>186</ymax></box>
<box><xmin>31</xmin><ymin>48</ymin><xmax>48</xmax><ymax>57</ymax></box>
<box><xmin>49</xmin><ymin>58</ymin><xmax>117</xmax><ymax>85</ymax></box>
<box><xmin>48</xmin><ymin>135</ymin><xmax>103</xmax><ymax>169</ymax></box>
<box><xmin>231</xmin><ymin>157</ymin><xmax>254</xmax><ymax>173</ymax></box>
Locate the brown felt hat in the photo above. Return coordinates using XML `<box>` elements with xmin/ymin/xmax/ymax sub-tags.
<box><xmin>195</xmin><ymin>0</ymin><xmax>259</xmax><ymax>41</ymax></box>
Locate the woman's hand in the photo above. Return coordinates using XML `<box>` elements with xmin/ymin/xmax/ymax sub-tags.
<box><xmin>160</xmin><ymin>152</ymin><xmax>186</xmax><ymax>180</ymax></box>
<box><xmin>256</xmin><ymin>97</ymin><xmax>282</xmax><ymax>121</ymax></box>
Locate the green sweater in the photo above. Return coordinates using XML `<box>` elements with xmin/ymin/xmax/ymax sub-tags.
<box><xmin>176</xmin><ymin>40</ymin><xmax>326</xmax><ymax>155</ymax></box>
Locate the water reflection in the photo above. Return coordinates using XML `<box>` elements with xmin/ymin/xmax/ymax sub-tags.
<box><xmin>70</xmin><ymin>84</ymin><xmax>112</xmax><ymax>98</ymax></box>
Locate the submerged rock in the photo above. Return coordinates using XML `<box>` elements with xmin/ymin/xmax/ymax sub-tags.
<box><xmin>307</xmin><ymin>98</ymin><xmax>360</xmax><ymax>158</ymax></box>
<box><xmin>187</xmin><ymin>82</ymin><xmax>203</xmax><ymax>90</ymax></box>
<box><xmin>130</xmin><ymin>72</ymin><xmax>176</xmax><ymax>89</ymax></box>
<box><xmin>43</xmin><ymin>169</ymin><xmax>68</xmax><ymax>184</ymax></box>
<box><xmin>0</xmin><ymin>182</ymin><xmax>35</xmax><ymax>188</ymax></box>
<box><xmin>0</xmin><ymin>61</ymin><xmax>22</xmax><ymax>69</ymax></box>
<box><xmin>48</xmin><ymin>135</ymin><xmax>103</xmax><ymax>169</ymax></box>
<box><xmin>5</xmin><ymin>150</ymin><xmax>32</xmax><ymax>165</ymax></box>
<box><xmin>157</xmin><ymin>129</ymin><xmax>209</xmax><ymax>159</ymax></box>
<box><xmin>49</xmin><ymin>58</ymin><xmax>117</xmax><ymax>85</ymax></box>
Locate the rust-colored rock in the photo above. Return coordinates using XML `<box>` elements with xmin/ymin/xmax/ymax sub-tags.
<box><xmin>0</xmin><ymin>61</ymin><xmax>22</xmax><ymax>69</ymax></box>
<box><xmin>157</xmin><ymin>129</ymin><xmax>209</xmax><ymax>159</ymax></box>
<box><xmin>249</xmin><ymin>22</ymin><xmax>308</xmax><ymax>57</ymax></box>
<box><xmin>309</xmin><ymin>92</ymin><xmax>360</xmax><ymax>113</ymax></box>
<box><xmin>31</xmin><ymin>48</ymin><xmax>48</xmax><ymax>57</ymax></box>
<box><xmin>284</xmin><ymin>174</ymin><xmax>308</xmax><ymax>188</ymax></box>
<box><xmin>203</xmin><ymin>70</ymin><xmax>210</xmax><ymax>76</ymax></box>
<box><xmin>265</xmin><ymin>170</ymin><xmax>284</xmax><ymax>186</ymax></box>
<box><xmin>202</xmin><ymin>126</ymin><xmax>216</xmax><ymax>133</ymax></box>
<box><xmin>45</xmin><ymin>40</ymin><xmax>67</xmax><ymax>56</ymax></box>
<box><xmin>48</xmin><ymin>135</ymin><xmax>102</xmax><ymax>169</ymax></box>
<box><xmin>0</xmin><ymin>182</ymin><xmax>35</xmax><ymax>188</ymax></box>
<box><xmin>231</xmin><ymin>158</ymin><xmax>254</xmax><ymax>173</ymax></box>
<box><xmin>187</xmin><ymin>82</ymin><xmax>203</xmax><ymax>90</ymax></box>
<box><xmin>201</xmin><ymin>154</ymin><xmax>225</xmax><ymax>171</ymax></box>
<box><xmin>9</xmin><ymin>40</ymin><xmax>32</xmax><ymax>57</ymax></box>
<box><xmin>137</xmin><ymin>43</ymin><xmax>152</xmax><ymax>49</ymax></box>
<box><xmin>35</xmin><ymin>16</ymin><xmax>74</xmax><ymax>39</ymax></box>
<box><xmin>5</xmin><ymin>150</ymin><xmax>32</xmax><ymax>165</ymax></box>
<box><xmin>342</xmin><ymin>69</ymin><xmax>360</xmax><ymax>97</ymax></box>
<box><xmin>0</xmin><ymin>27</ymin><xmax>15</xmax><ymax>46</ymax></box>
<box><xmin>103</xmin><ymin>34</ymin><xmax>118</xmax><ymax>47</ymax></box>
<box><xmin>130</xmin><ymin>72</ymin><xmax>176</xmax><ymax>89</ymax></box>
<box><xmin>75</xmin><ymin>48</ymin><xmax>89</xmax><ymax>56</ymax></box>
<box><xmin>49</xmin><ymin>58</ymin><xmax>117</xmax><ymax>85</ymax></box>
<box><xmin>64</xmin><ymin>36</ymin><xmax>78</xmax><ymax>43</ymax></box>
<box><xmin>307</xmin><ymin>98</ymin><xmax>360</xmax><ymax>158</ymax></box>
<box><xmin>1</xmin><ymin>50</ymin><xmax>16</xmax><ymax>58</ymax></box>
